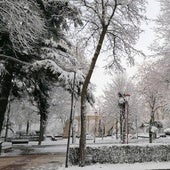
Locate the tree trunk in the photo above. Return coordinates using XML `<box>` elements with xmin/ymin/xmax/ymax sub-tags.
<box><xmin>79</xmin><ymin>27</ymin><xmax>107</xmax><ymax>166</ymax></box>
<box><xmin>149</xmin><ymin>111</ymin><xmax>154</xmax><ymax>143</ymax></box>
<box><xmin>149</xmin><ymin>125</ymin><xmax>152</xmax><ymax>143</ymax></box>
<box><xmin>39</xmin><ymin>121</ymin><xmax>44</xmax><ymax>145</ymax></box>
<box><xmin>116</xmin><ymin>118</ymin><xmax>118</xmax><ymax>139</ymax></box>
<box><xmin>79</xmin><ymin>98</ymin><xmax>87</xmax><ymax>167</ymax></box>
<box><xmin>149</xmin><ymin>116</ymin><xmax>154</xmax><ymax>143</ymax></box>
<box><xmin>0</xmin><ymin>67</ymin><xmax>13</xmax><ymax>133</ymax></box>
<box><xmin>38</xmin><ymin>115</ymin><xmax>43</xmax><ymax>145</ymax></box>
<box><xmin>34</xmin><ymin>80</ymin><xmax>49</xmax><ymax>145</ymax></box>
<box><xmin>120</xmin><ymin>114</ymin><xmax>123</xmax><ymax>141</ymax></box>
<box><xmin>38</xmin><ymin>114</ymin><xmax>47</xmax><ymax>145</ymax></box>
<box><xmin>5</xmin><ymin>102</ymin><xmax>10</xmax><ymax>142</ymax></box>
<box><xmin>26</xmin><ymin>120</ymin><xmax>30</xmax><ymax>135</ymax></box>
<box><xmin>135</xmin><ymin>116</ymin><xmax>138</xmax><ymax>139</ymax></box>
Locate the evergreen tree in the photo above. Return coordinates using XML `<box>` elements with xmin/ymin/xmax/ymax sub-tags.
<box><xmin>0</xmin><ymin>0</ymin><xmax>94</xmax><ymax>136</ymax></box>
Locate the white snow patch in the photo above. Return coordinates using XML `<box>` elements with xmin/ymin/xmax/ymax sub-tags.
<box><xmin>59</xmin><ymin>162</ymin><xmax>170</xmax><ymax>170</ymax></box>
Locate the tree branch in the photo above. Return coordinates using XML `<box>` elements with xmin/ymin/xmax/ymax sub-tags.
<box><xmin>107</xmin><ymin>0</ymin><xmax>118</xmax><ymax>26</ymax></box>
<box><xmin>82</xmin><ymin>0</ymin><xmax>103</xmax><ymax>25</ymax></box>
<box><xmin>0</xmin><ymin>54</ymin><xmax>30</xmax><ymax>65</ymax></box>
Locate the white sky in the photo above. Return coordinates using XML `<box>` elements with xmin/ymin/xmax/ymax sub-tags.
<box><xmin>91</xmin><ymin>0</ymin><xmax>160</xmax><ymax>97</ymax></box>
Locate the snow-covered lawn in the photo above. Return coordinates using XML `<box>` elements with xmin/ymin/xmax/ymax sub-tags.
<box><xmin>2</xmin><ymin>135</ymin><xmax>170</xmax><ymax>169</ymax></box>
<box><xmin>59</xmin><ymin>162</ymin><xmax>170</xmax><ymax>170</ymax></box>
<box><xmin>2</xmin><ymin>135</ymin><xmax>170</xmax><ymax>156</ymax></box>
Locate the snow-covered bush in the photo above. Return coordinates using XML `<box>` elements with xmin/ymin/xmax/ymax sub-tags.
<box><xmin>69</xmin><ymin>144</ymin><xmax>170</xmax><ymax>165</ymax></box>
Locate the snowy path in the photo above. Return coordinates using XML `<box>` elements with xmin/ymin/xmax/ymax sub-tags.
<box><xmin>1</xmin><ymin>154</ymin><xmax>170</xmax><ymax>170</ymax></box>
<box><xmin>59</xmin><ymin>162</ymin><xmax>170</xmax><ymax>170</ymax></box>
<box><xmin>2</xmin><ymin>136</ymin><xmax>170</xmax><ymax>169</ymax></box>
<box><xmin>0</xmin><ymin>154</ymin><xmax>65</xmax><ymax>170</ymax></box>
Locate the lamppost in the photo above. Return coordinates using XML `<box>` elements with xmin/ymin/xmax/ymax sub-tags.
<box><xmin>118</xmin><ymin>92</ymin><xmax>126</xmax><ymax>144</ymax></box>
<box><xmin>118</xmin><ymin>92</ymin><xmax>130</xmax><ymax>144</ymax></box>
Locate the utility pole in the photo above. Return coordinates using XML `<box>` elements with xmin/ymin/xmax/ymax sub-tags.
<box><xmin>115</xmin><ymin>112</ymin><xmax>118</xmax><ymax>139</ymax></box>
<box><xmin>125</xmin><ymin>100</ymin><xmax>129</xmax><ymax>144</ymax></box>
<box><xmin>72</xmin><ymin>101</ymin><xmax>76</xmax><ymax>144</ymax></box>
<box><xmin>118</xmin><ymin>92</ymin><xmax>126</xmax><ymax>144</ymax></box>
<box><xmin>65</xmin><ymin>71</ymin><xmax>76</xmax><ymax>168</ymax></box>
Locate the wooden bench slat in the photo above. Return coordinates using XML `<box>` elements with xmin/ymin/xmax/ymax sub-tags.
<box><xmin>11</xmin><ymin>140</ymin><xmax>29</xmax><ymax>145</ymax></box>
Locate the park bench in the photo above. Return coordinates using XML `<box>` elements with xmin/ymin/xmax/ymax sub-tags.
<box><xmin>138</xmin><ymin>135</ymin><xmax>149</xmax><ymax>138</ymax></box>
<box><xmin>11</xmin><ymin>139</ymin><xmax>29</xmax><ymax>145</ymax></box>
<box><xmin>51</xmin><ymin>136</ymin><xmax>57</xmax><ymax>141</ymax></box>
<box><xmin>0</xmin><ymin>141</ymin><xmax>3</xmax><ymax>154</ymax></box>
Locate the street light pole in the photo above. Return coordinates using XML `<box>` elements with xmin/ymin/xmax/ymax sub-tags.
<box><xmin>118</xmin><ymin>92</ymin><xmax>126</xmax><ymax>144</ymax></box>
<box><xmin>125</xmin><ymin>100</ymin><xmax>129</xmax><ymax>144</ymax></box>
<box><xmin>118</xmin><ymin>92</ymin><xmax>130</xmax><ymax>144</ymax></box>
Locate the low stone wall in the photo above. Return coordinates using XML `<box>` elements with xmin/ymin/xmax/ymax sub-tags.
<box><xmin>69</xmin><ymin>144</ymin><xmax>170</xmax><ymax>165</ymax></box>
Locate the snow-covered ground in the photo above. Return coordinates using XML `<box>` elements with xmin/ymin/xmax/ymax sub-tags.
<box><xmin>2</xmin><ymin>135</ymin><xmax>170</xmax><ymax>169</ymax></box>
<box><xmin>2</xmin><ymin>135</ymin><xmax>170</xmax><ymax>157</ymax></box>
<box><xmin>59</xmin><ymin>162</ymin><xmax>170</xmax><ymax>170</ymax></box>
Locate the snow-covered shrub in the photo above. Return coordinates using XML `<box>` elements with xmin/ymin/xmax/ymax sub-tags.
<box><xmin>69</xmin><ymin>144</ymin><xmax>170</xmax><ymax>165</ymax></box>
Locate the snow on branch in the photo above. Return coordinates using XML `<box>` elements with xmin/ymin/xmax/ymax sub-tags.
<box><xmin>41</xmin><ymin>38</ymin><xmax>77</xmax><ymax>66</ymax></box>
<box><xmin>28</xmin><ymin>59</ymin><xmax>95</xmax><ymax>105</ymax></box>
<box><xmin>0</xmin><ymin>0</ymin><xmax>46</xmax><ymax>54</ymax></box>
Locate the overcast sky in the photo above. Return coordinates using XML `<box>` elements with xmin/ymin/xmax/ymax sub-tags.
<box><xmin>91</xmin><ymin>0</ymin><xmax>160</xmax><ymax>97</ymax></box>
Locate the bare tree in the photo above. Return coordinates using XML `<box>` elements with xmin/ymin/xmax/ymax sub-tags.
<box><xmin>137</xmin><ymin>63</ymin><xmax>168</xmax><ymax>143</ymax></box>
<box><xmin>73</xmin><ymin>0</ymin><xmax>146</xmax><ymax>166</ymax></box>
<box><xmin>152</xmin><ymin>1</ymin><xmax>170</xmax><ymax>57</ymax></box>
<box><xmin>102</xmin><ymin>73</ymin><xmax>140</xmax><ymax>141</ymax></box>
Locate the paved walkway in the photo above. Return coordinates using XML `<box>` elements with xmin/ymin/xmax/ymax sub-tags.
<box><xmin>0</xmin><ymin>154</ymin><xmax>65</xmax><ymax>170</ymax></box>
